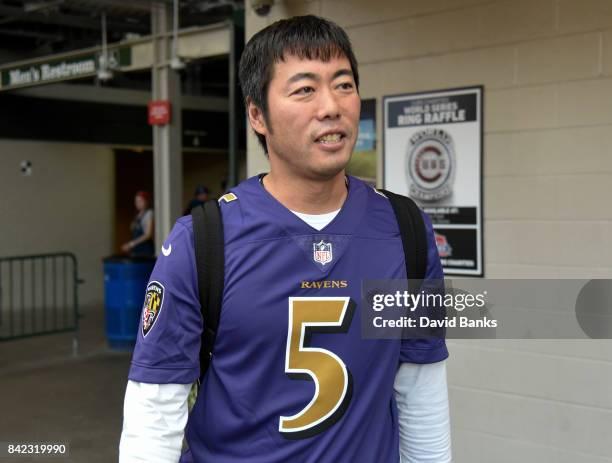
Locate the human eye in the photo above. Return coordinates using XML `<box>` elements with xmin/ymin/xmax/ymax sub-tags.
<box><xmin>337</xmin><ymin>82</ymin><xmax>354</xmax><ymax>91</ymax></box>
<box><xmin>293</xmin><ymin>86</ymin><xmax>315</xmax><ymax>96</ymax></box>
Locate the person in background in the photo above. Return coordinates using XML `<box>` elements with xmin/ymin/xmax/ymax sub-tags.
<box><xmin>122</xmin><ymin>190</ymin><xmax>155</xmax><ymax>257</ymax></box>
<box><xmin>183</xmin><ymin>185</ymin><xmax>210</xmax><ymax>215</ymax></box>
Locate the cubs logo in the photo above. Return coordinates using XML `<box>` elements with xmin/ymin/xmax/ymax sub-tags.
<box><xmin>142</xmin><ymin>281</ymin><xmax>165</xmax><ymax>337</ymax></box>
<box><xmin>313</xmin><ymin>240</ymin><xmax>333</xmax><ymax>265</ymax></box>
<box><xmin>435</xmin><ymin>233</ymin><xmax>453</xmax><ymax>258</ymax></box>
<box><xmin>406</xmin><ymin>128</ymin><xmax>456</xmax><ymax>202</ymax></box>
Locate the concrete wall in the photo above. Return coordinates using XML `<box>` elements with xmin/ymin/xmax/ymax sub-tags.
<box><xmin>245</xmin><ymin>1</ymin><xmax>612</xmax><ymax>461</ymax></box>
<box><xmin>0</xmin><ymin>139</ymin><xmax>115</xmax><ymax>308</ymax></box>
<box><xmin>0</xmin><ymin>140</ymin><xmax>240</xmax><ymax>309</ymax></box>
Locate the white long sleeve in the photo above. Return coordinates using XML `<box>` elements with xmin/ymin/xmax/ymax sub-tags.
<box><xmin>119</xmin><ymin>380</ymin><xmax>191</xmax><ymax>463</ymax></box>
<box><xmin>394</xmin><ymin>360</ymin><xmax>451</xmax><ymax>462</ymax></box>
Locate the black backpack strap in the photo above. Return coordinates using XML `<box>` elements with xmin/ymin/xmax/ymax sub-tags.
<box><xmin>379</xmin><ymin>189</ymin><xmax>428</xmax><ymax>284</ymax></box>
<box><xmin>191</xmin><ymin>199</ymin><xmax>225</xmax><ymax>381</ymax></box>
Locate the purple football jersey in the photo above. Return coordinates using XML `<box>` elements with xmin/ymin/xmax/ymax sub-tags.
<box><xmin>129</xmin><ymin>175</ymin><xmax>447</xmax><ymax>463</ymax></box>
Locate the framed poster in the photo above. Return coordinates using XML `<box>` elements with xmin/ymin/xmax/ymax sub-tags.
<box><xmin>383</xmin><ymin>86</ymin><xmax>483</xmax><ymax>276</ymax></box>
<box><xmin>347</xmin><ymin>98</ymin><xmax>376</xmax><ymax>186</ymax></box>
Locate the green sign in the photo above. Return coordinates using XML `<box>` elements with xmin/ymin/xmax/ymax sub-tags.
<box><xmin>1</xmin><ymin>47</ymin><xmax>132</xmax><ymax>90</ymax></box>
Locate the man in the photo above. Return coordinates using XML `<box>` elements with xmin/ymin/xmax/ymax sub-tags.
<box><xmin>183</xmin><ymin>185</ymin><xmax>211</xmax><ymax>215</ymax></box>
<box><xmin>120</xmin><ymin>15</ymin><xmax>451</xmax><ymax>462</ymax></box>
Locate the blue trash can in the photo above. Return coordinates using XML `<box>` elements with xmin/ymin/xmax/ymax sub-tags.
<box><xmin>103</xmin><ymin>256</ymin><xmax>156</xmax><ymax>350</ymax></box>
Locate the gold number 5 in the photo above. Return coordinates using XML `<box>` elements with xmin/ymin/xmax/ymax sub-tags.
<box><xmin>279</xmin><ymin>297</ymin><xmax>355</xmax><ymax>439</ymax></box>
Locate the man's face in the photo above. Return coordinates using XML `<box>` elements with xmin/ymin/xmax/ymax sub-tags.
<box><xmin>250</xmin><ymin>53</ymin><xmax>361</xmax><ymax>180</ymax></box>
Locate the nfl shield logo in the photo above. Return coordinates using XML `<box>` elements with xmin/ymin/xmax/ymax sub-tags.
<box><xmin>313</xmin><ymin>240</ymin><xmax>333</xmax><ymax>265</ymax></box>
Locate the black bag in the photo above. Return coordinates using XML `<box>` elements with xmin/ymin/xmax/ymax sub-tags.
<box><xmin>191</xmin><ymin>190</ymin><xmax>428</xmax><ymax>381</ymax></box>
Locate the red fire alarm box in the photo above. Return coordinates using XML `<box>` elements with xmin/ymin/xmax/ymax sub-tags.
<box><xmin>148</xmin><ymin>100</ymin><xmax>171</xmax><ymax>125</ymax></box>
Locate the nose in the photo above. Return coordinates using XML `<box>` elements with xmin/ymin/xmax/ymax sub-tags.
<box><xmin>316</xmin><ymin>86</ymin><xmax>341</xmax><ymax>121</ymax></box>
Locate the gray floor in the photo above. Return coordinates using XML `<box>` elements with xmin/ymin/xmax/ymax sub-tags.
<box><xmin>0</xmin><ymin>307</ymin><xmax>132</xmax><ymax>462</ymax></box>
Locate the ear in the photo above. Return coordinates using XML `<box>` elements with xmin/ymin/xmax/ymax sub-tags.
<box><xmin>246</xmin><ymin>98</ymin><xmax>268</xmax><ymax>137</ymax></box>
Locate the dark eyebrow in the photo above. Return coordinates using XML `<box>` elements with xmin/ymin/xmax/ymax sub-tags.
<box><xmin>286</xmin><ymin>72</ymin><xmax>318</xmax><ymax>87</ymax></box>
<box><xmin>332</xmin><ymin>69</ymin><xmax>354</xmax><ymax>80</ymax></box>
<box><xmin>285</xmin><ymin>68</ymin><xmax>354</xmax><ymax>88</ymax></box>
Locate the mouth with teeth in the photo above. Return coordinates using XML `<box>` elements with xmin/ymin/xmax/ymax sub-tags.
<box><xmin>316</xmin><ymin>133</ymin><xmax>345</xmax><ymax>144</ymax></box>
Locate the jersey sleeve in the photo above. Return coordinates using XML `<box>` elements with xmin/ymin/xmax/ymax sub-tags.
<box><xmin>128</xmin><ymin>218</ymin><xmax>202</xmax><ymax>384</ymax></box>
<box><xmin>399</xmin><ymin>210</ymin><xmax>449</xmax><ymax>364</ymax></box>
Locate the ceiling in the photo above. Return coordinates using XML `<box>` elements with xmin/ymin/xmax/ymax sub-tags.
<box><xmin>0</xmin><ymin>0</ymin><xmax>243</xmax><ymax>64</ymax></box>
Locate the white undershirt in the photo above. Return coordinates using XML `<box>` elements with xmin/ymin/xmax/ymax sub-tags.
<box><xmin>119</xmin><ymin>210</ymin><xmax>451</xmax><ymax>462</ymax></box>
<box><xmin>290</xmin><ymin>209</ymin><xmax>341</xmax><ymax>231</ymax></box>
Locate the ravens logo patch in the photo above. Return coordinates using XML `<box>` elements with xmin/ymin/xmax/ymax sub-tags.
<box><xmin>142</xmin><ymin>281</ymin><xmax>165</xmax><ymax>337</ymax></box>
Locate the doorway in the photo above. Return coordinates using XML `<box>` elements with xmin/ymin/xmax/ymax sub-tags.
<box><xmin>113</xmin><ymin>149</ymin><xmax>230</xmax><ymax>253</ymax></box>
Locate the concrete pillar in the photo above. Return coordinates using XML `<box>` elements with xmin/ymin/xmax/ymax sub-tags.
<box><xmin>151</xmin><ymin>1</ymin><xmax>182</xmax><ymax>252</ymax></box>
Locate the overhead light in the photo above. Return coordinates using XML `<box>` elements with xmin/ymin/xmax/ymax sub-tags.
<box><xmin>97</xmin><ymin>68</ymin><xmax>114</xmax><ymax>81</ymax></box>
<box><xmin>170</xmin><ymin>0</ymin><xmax>185</xmax><ymax>71</ymax></box>
<box><xmin>98</xmin><ymin>12</ymin><xmax>114</xmax><ymax>81</ymax></box>
<box><xmin>170</xmin><ymin>57</ymin><xmax>185</xmax><ymax>71</ymax></box>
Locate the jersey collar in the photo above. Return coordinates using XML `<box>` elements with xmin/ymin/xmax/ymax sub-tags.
<box><xmin>248</xmin><ymin>174</ymin><xmax>368</xmax><ymax>236</ymax></box>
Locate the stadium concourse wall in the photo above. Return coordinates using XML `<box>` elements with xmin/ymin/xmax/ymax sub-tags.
<box><xmin>0</xmin><ymin>139</ymin><xmax>115</xmax><ymax>308</ymax></box>
<box><xmin>245</xmin><ymin>1</ymin><xmax>612</xmax><ymax>462</ymax></box>
<box><xmin>0</xmin><ymin>138</ymin><xmax>230</xmax><ymax>308</ymax></box>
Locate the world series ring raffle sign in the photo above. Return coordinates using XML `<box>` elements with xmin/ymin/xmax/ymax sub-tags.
<box><xmin>383</xmin><ymin>86</ymin><xmax>483</xmax><ymax>276</ymax></box>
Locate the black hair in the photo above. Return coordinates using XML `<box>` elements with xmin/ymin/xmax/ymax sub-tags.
<box><xmin>238</xmin><ymin>15</ymin><xmax>360</xmax><ymax>154</ymax></box>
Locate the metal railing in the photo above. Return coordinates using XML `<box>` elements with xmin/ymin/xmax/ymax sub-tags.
<box><xmin>0</xmin><ymin>252</ymin><xmax>83</xmax><ymax>355</ymax></box>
